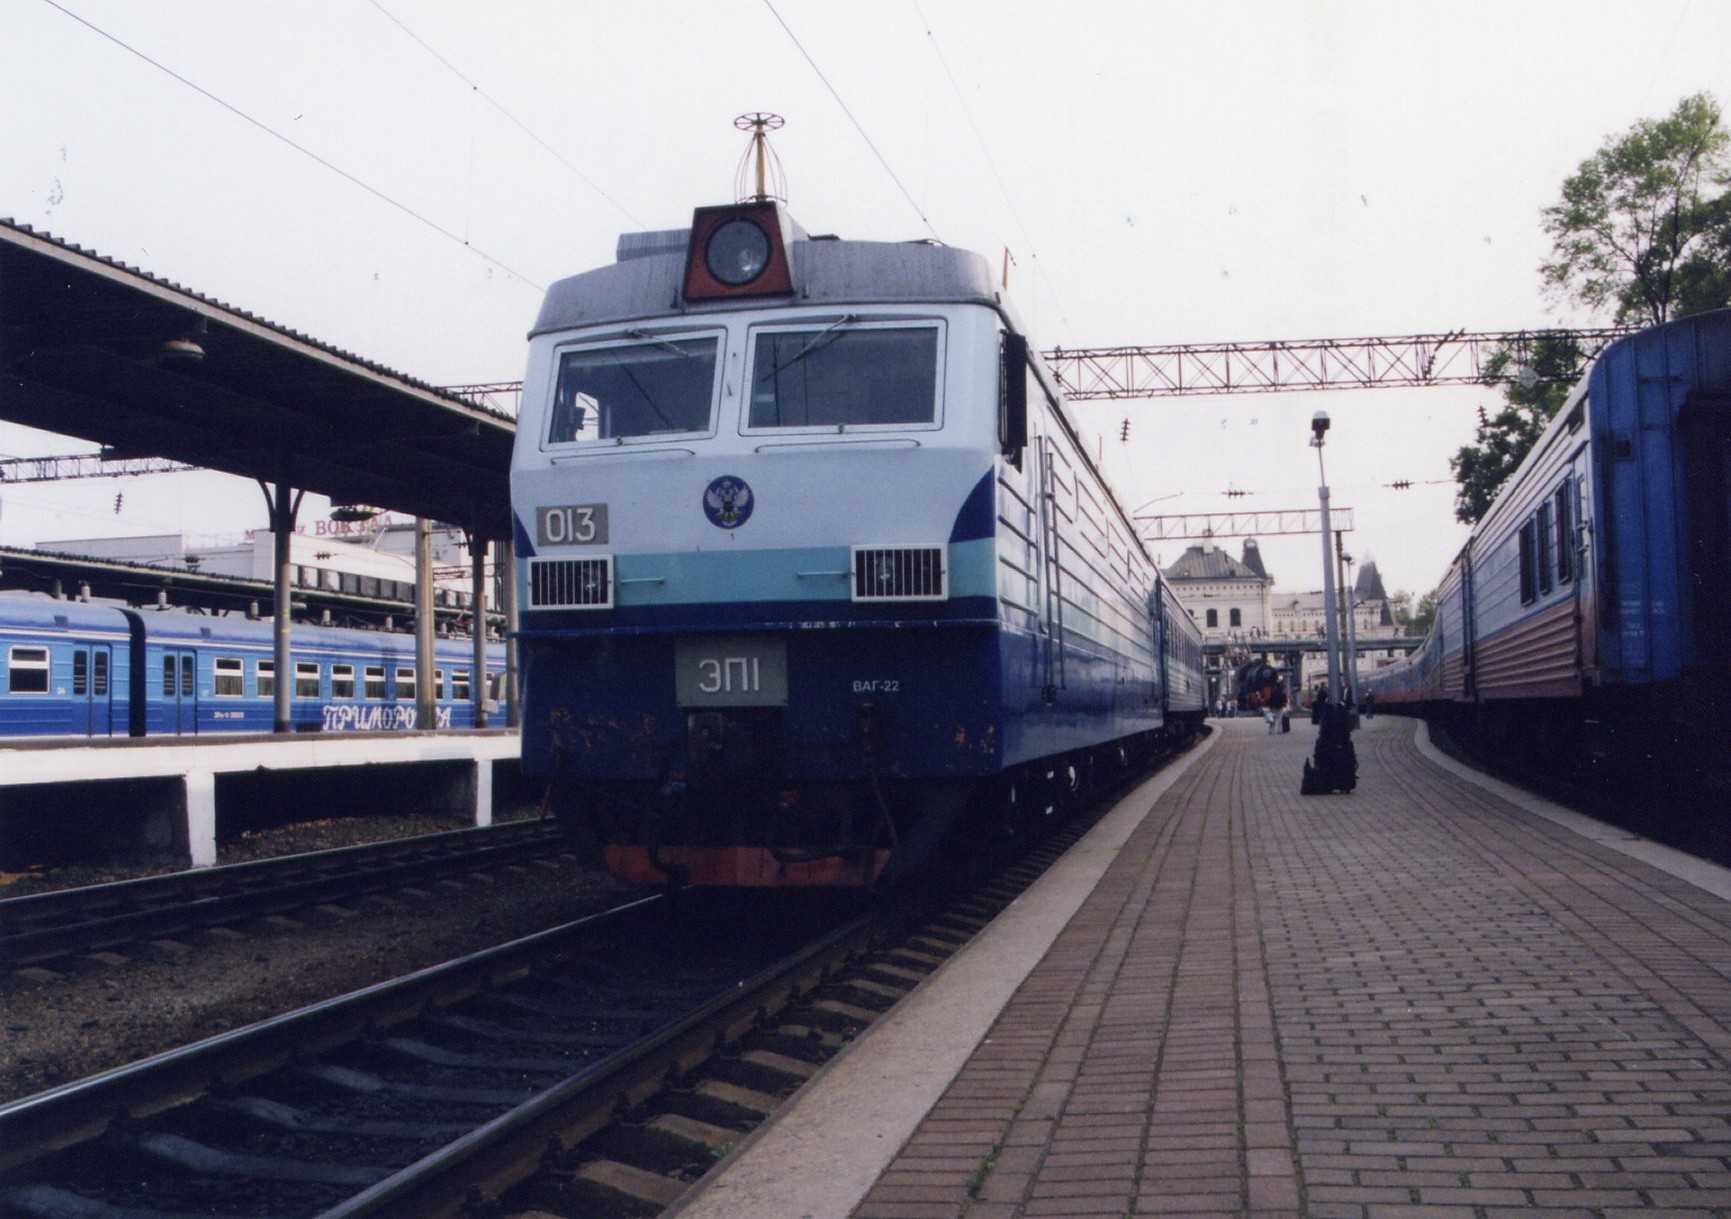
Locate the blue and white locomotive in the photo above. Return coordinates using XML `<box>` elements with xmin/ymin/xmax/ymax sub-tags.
<box><xmin>510</xmin><ymin>197</ymin><xmax>1204</xmax><ymax>888</ymax></box>
<box><xmin>1361</xmin><ymin>308</ymin><xmax>1730</xmax><ymax>777</ymax></box>
<box><xmin>0</xmin><ymin>592</ymin><xmax>506</xmax><ymax>738</ymax></box>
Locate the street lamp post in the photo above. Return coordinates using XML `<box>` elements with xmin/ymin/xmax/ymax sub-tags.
<box><xmin>1302</xmin><ymin>411</ymin><xmax>1357</xmax><ymax>795</ymax></box>
<box><xmin>1312</xmin><ymin>413</ymin><xmax>1342</xmax><ymax>703</ymax></box>
<box><xmin>1342</xmin><ymin>554</ymin><xmax>1361</xmax><ymax>709</ymax></box>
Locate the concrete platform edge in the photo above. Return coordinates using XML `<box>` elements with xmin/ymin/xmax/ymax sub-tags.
<box><xmin>1413</xmin><ymin>717</ymin><xmax>1731</xmax><ymax>902</ymax></box>
<box><xmin>666</xmin><ymin>729</ymin><xmax>1222</xmax><ymax>1219</ymax></box>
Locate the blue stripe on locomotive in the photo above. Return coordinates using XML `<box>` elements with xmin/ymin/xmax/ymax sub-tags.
<box><xmin>519</xmin><ymin>617</ymin><xmax>1161</xmax><ymax>783</ymax></box>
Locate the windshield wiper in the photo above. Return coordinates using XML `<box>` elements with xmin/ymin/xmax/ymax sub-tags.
<box><xmin>756</xmin><ymin>314</ymin><xmax>859</xmax><ymax>383</ymax></box>
<box><xmin>622</xmin><ymin>329</ymin><xmax>702</xmax><ymax>359</ymax></box>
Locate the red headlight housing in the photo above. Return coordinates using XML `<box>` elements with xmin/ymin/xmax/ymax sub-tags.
<box><xmin>683</xmin><ymin>203</ymin><xmax>796</xmax><ymax>302</ymax></box>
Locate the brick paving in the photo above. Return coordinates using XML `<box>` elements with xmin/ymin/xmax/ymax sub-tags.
<box><xmin>852</xmin><ymin>716</ymin><xmax>1731</xmax><ymax>1218</ymax></box>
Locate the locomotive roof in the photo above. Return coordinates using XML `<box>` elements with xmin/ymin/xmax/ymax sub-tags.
<box><xmin>531</xmin><ymin>229</ymin><xmax>998</xmax><ymax>336</ymax></box>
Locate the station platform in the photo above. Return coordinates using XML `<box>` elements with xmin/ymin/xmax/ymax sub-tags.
<box><xmin>0</xmin><ymin>730</ymin><xmax>520</xmax><ymax>867</ymax></box>
<box><xmin>673</xmin><ymin>715</ymin><xmax>1731</xmax><ymax>1218</ymax></box>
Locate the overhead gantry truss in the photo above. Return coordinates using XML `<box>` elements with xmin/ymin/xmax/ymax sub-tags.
<box><xmin>1137</xmin><ymin>509</ymin><xmax>1354</xmax><ymax>540</ymax></box>
<box><xmin>1043</xmin><ymin>327</ymin><xmax>1636</xmax><ymax>400</ymax></box>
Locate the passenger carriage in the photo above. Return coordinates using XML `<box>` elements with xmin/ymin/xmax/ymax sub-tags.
<box><xmin>0</xmin><ymin>593</ymin><xmax>507</xmax><ymax>738</ymax></box>
<box><xmin>1362</xmin><ymin>308</ymin><xmax>1731</xmax><ymax>768</ymax></box>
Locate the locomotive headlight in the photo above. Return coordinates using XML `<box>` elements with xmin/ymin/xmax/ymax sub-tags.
<box><xmin>705</xmin><ymin>219</ymin><xmax>771</xmax><ymax>286</ymax></box>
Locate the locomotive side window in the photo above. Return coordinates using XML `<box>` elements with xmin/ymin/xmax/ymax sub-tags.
<box><xmin>214</xmin><ymin>657</ymin><xmax>244</xmax><ymax>696</ymax></box>
<box><xmin>9</xmin><ymin>646</ymin><xmax>50</xmax><ymax>694</ymax></box>
<box><xmin>547</xmin><ymin>333</ymin><xmax>720</xmax><ymax>444</ymax></box>
<box><xmin>331</xmin><ymin>664</ymin><xmax>356</xmax><ymax>699</ymax></box>
<box><xmin>747</xmin><ymin>322</ymin><xmax>941</xmax><ymax>430</ymax></box>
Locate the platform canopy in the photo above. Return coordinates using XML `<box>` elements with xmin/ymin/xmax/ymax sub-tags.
<box><xmin>0</xmin><ymin>219</ymin><xmax>515</xmax><ymax>537</ymax></box>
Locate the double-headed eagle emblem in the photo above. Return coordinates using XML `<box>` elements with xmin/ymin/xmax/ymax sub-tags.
<box><xmin>703</xmin><ymin>476</ymin><xmax>754</xmax><ymax>529</ymax></box>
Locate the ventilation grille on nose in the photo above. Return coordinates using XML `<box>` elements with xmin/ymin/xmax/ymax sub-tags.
<box><xmin>528</xmin><ymin>556</ymin><xmax>613</xmax><ymax>609</ymax></box>
<box><xmin>851</xmin><ymin>545</ymin><xmax>947</xmax><ymax>602</ymax></box>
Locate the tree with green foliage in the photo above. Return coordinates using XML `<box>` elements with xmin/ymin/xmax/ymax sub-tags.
<box><xmin>1449</xmin><ymin>334</ymin><xmax>1583</xmax><ymax>524</ymax></box>
<box><xmin>1393</xmin><ymin>590</ymin><xmax>1437</xmax><ymax>639</ymax></box>
<box><xmin>1541</xmin><ymin>92</ymin><xmax>1730</xmax><ymax>326</ymax></box>
<box><xmin>1451</xmin><ymin>93</ymin><xmax>1731</xmax><ymax>524</ymax></box>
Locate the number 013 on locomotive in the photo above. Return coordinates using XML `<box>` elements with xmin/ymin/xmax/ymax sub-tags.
<box><xmin>510</xmin><ymin>198</ymin><xmax>1204</xmax><ymax>889</ymax></box>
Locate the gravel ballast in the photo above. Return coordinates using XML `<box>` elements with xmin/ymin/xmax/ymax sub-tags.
<box><xmin>0</xmin><ymin>851</ymin><xmax>633</xmax><ymax>1105</ymax></box>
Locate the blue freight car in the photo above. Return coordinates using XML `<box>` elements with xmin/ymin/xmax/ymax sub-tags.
<box><xmin>1362</xmin><ymin>308</ymin><xmax>1730</xmax><ymax>772</ymax></box>
<box><xmin>510</xmin><ymin>196</ymin><xmax>1204</xmax><ymax>889</ymax></box>
<box><xmin>0</xmin><ymin>593</ymin><xmax>507</xmax><ymax>738</ymax></box>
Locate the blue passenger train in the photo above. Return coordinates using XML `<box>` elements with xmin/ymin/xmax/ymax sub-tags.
<box><xmin>0</xmin><ymin>592</ymin><xmax>506</xmax><ymax>738</ymax></box>
<box><xmin>510</xmin><ymin>196</ymin><xmax>1205</xmax><ymax>889</ymax></box>
<box><xmin>1361</xmin><ymin>308</ymin><xmax>1730</xmax><ymax>778</ymax></box>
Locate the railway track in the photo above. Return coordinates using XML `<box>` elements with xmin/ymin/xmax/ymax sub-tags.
<box><xmin>0</xmin><ymin>735</ymin><xmax>1202</xmax><ymax>1217</ymax></box>
<box><xmin>0</xmin><ymin>818</ymin><xmax>570</xmax><ymax>972</ymax></box>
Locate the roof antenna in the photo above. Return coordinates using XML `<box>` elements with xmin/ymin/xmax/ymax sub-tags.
<box><xmin>733</xmin><ymin>112</ymin><xmax>787</xmax><ymax>204</ymax></box>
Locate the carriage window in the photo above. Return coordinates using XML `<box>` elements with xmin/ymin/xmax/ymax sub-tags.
<box><xmin>9</xmin><ymin>646</ymin><xmax>50</xmax><ymax>694</ymax></box>
<box><xmin>93</xmin><ymin>651</ymin><xmax>108</xmax><ymax>696</ymax></box>
<box><xmin>453</xmin><ymin>670</ymin><xmax>471</xmax><ymax>701</ymax></box>
<box><xmin>1555</xmin><ymin>484</ymin><xmax>1573</xmax><ymax>582</ymax></box>
<box><xmin>548</xmin><ymin>334</ymin><xmax>719</xmax><ymax>444</ymax></box>
<box><xmin>73</xmin><ymin>651</ymin><xmax>88</xmax><ymax>696</ymax></box>
<box><xmin>749</xmin><ymin>323</ymin><xmax>940</xmax><ymax>429</ymax></box>
<box><xmin>256</xmin><ymin>660</ymin><xmax>275</xmax><ymax>697</ymax></box>
<box><xmin>1536</xmin><ymin>503</ymin><xmax>1554</xmax><ymax>595</ymax></box>
<box><xmin>1518</xmin><ymin>519</ymin><xmax>1538</xmax><ymax>604</ymax></box>
<box><xmin>396</xmin><ymin>667</ymin><xmax>416</xmax><ymax>700</ymax></box>
<box><xmin>435</xmin><ymin>669</ymin><xmax>446</xmax><ymax>701</ymax></box>
<box><xmin>295</xmin><ymin>662</ymin><xmax>321</xmax><ymax>697</ymax></box>
<box><xmin>331</xmin><ymin>664</ymin><xmax>355</xmax><ymax>699</ymax></box>
<box><xmin>364</xmin><ymin>665</ymin><xmax>386</xmax><ymax>699</ymax></box>
<box><xmin>214</xmin><ymin>657</ymin><xmax>244</xmax><ymax>697</ymax></box>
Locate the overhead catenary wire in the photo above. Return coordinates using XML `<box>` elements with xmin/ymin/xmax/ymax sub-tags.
<box><xmin>762</xmin><ymin>0</ymin><xmax>942</xmax><ymax>243</ymax></box>
<box><xmin>910</xmin><ymin>0</ymin><xmax>1072</xmax><ymax>334</ymax></box>
<box><xmin>365</xmin><ymin>1</ymin><xmax>646</xmax><ymax>230</ymax></box>
<box><xmin>39</xmin><ymin>0</ymin><xmax>547</xmax><ymax>293</ymax></box>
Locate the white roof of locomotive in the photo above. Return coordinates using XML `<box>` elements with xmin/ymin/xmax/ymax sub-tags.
<box><xmin>530</xmin><ymin>223</ymin><xmax>999</xmax><ymax>337</ymax></box>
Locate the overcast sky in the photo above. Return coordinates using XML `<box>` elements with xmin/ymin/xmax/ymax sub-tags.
<box><xmin>2</xmin><ymin>0</ymin><xmax>1724</xmax><ymax>599</ymax></box>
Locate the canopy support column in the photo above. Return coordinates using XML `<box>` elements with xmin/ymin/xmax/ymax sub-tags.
<box><xmin>415</xmin><ymin>518</ymin><xmax>436</xmax><ymax>731</ymax></box>
<box><xmin>258</xmin><ymin>477</ymin><xmax>304</xmax><ymax>734</ymax></box>
<box><xmin>469</xmin><ymin>525</ymin><xmax>488</xmax><ymax>729</ymax></box>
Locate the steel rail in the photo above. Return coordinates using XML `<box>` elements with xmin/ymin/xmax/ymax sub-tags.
<box><xmin>322</xmin><ymin>911</ymin><xmax>877</xmax><ymax>1218</ymax></box>
<box><xmin>0</xmin><ymin>817</ymin><xmax>567</xmax><ymax>967</ymax></box>
<box><xmin>0</xmin><ymin>894</ymin><xmax>665</xmax><ymax>1175</ymax></box>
